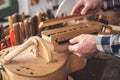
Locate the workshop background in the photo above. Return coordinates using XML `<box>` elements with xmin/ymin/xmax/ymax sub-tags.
<box><xmin>0</xmin><ymin>0</ymin><xmax>120</xmax><ymax>80</ymax></box>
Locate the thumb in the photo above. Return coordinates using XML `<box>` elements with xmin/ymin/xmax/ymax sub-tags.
<box><xmin>69</xmin><ymin>37</ymin><xmax>79</xmax><ymax>44</ymax></box>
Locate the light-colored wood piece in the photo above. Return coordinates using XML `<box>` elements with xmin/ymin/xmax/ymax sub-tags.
<box><xmin>1</xmin><ymin>37</ymin><xmax>37</xmax><ymax>64</ymax></box>
<box><xmin>19</xmin><ymin>12</ymin><xmax>25</xmax><ymax>22</ymax></box>
<box><xmin>8</xmin><ymin>16</ymin><xmax>14</xmax><ymax>29</ymax></box>
<box><xmin>36</xmin><ymin>12</ymin><xmax>42</xmax><ymax>24</ymax></box>
<box><xmin>12</xmin><ymin>13</ymin><xmax>17</xmax><ymax>23</ymax></box>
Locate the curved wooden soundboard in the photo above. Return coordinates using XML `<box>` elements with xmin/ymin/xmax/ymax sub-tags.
<box><xmin>0</xmin><ymin>46</ymin><xmax>68</xmax><ymax>76</ymax></box>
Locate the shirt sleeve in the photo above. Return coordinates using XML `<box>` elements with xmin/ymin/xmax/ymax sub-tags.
<box><xmin>96</xmin><ymin>34</ymin><xmax>120</xmax><ymax>57</ymax></box>
<box><xmin>102</xmin><ymin>0</ymin><xmax>120</xmax><ymax>11</ymax></box>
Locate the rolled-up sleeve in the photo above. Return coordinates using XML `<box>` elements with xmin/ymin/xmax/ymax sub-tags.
<box><xmin>96</xmin><ymin>34</ymin><xmax>120</xmax><ymax>57</ymax></box>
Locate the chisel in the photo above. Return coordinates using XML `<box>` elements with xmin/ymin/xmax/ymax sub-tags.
<box><xmin>13</xmin><ymin>23</ymin><xmax>20</xmax><ymax>45</ymax></box>
<box><xmin>5</xmin><ymin>35</ymin><xmax>11</xmax><ymax>47</ymax></box>
<box><xmin>28</xmin><ymin>17</ymin><xmax>35</xmax><ymax>36</ymax></box>
<box><xmin>8</xmin><ymin>16</ymin><xmax>14</xmax><ymax>29</ymax></box>
<box><xmin>19</xmin><ymin>22</ymin><xmax>24</xmax><ymax>44</ymax></box>
<box><xmin>24</xmin><ymin>19</ymin><xmax>30</xmax><ymax>39</ymax></box>
<box><xmin>19</xmin><ymin>12</ymin><xmax>25</xmax><ymax>22</ymax></box>
<box><xmin>0</xmin><ymin>24</ymin><xmax>4</xmax><ymax>40</ymax></box>
<box><xmin>0</xmin><ymin>39</ymin><xmax>7</xmax><ymax>50</ymax></box>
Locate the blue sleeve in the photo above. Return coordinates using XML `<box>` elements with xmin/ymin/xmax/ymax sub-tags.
<box><xmin>96</xmin><ymin>34</ymin><xmax>120</xmax><ymax>57</ymax></box>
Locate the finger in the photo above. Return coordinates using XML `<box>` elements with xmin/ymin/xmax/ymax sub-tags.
<box><xmin>81</xmin><ymin>3</ymin><xmax>91</xmax><ymax>15</ymax></box>
<box><xmin>71</xmin><ymin>1</ymin><xmax>83</xmax><ymax>15</ymax></box>
<box><xmin>73</xmin><ymin>52</ymin><xmax>82</xmax><ymax>57</ymax></box>
<box><xmin>68</xmin><ymin>44</ymin><xmax>77</xmax><ymax>52</ymax></box>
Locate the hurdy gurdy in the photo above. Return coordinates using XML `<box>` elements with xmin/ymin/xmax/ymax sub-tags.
<box><xmin>0</xmin><ymin>10</ymin><xmax>112</xmax><ymax>80</ymax></box>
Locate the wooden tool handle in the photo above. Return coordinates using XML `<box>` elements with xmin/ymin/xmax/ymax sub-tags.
<box><xmin>39</xmin><ymin>9</ymin><xmax>98</xmax><ymax>31</ymax></box>
<box><xmin>0</xmin><ymin>24</ymin><xmax>4</xmax><ymax>39</ymax></box>
<box><xmin>32</xmin><ymin>15</ymin><xmax>38</xmax><ymax>34</ymax></box>
<box><xmin>19</xmin><ymin>12</ymin><xmax>25</xmax><ymax>22</ymax></box>
<box><xmin>12</xmin><ymin>13</ymin><xmax>17</xmax><ymax>22</ymax></box>
<box><xmin>24</xmin><ymin>19</ymin><xmax>30</xmax><ymax>39</ymax></box>
<box><xmin>36</xmin><ymin>12</ymin><xmax>42</xmax><ymax>24</ymax></box>
<box><xmin>19</xmin><ymin>22</ymin><xmax>24</xmax><ymax>44</ymax></box>
<box><xmin>13</xmin><ymin>23</ymin><xmax>20</xmax><ymax>45</ymax></box>
<box><xmin>28</xmin><ymin>17</ymin><xmax>36</xmax><ymax>36</ymax></box>
<box><xmin>8</xmin><ymin>16</ymin><xmax>14</xmax><ymax>29</ymax></box>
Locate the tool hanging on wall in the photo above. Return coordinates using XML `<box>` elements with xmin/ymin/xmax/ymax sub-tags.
<box><xmin>8</xmin><ymin>12</ymin><xmax>25</xmax><ymax>29</ymax></box>
<box><xmin>9</xmin><ymin>30</ymin><xmax>15</xmax><ymax>46</ymax></box>
<box><xmin>5</xmin><ymin>35</ymin><xmax>11</xmax><ymax>48</ymax></box>
<box><xmin>0</xmin><ymin>24</ymin><xmax>4</xmax><ymax>40</ymax></box>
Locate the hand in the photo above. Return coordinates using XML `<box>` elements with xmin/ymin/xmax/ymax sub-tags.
<box><xmin>71</xmin><ymin>0</ymin><xmax>102</xmax><ymax>15</ymax></box>
<box><xmin>68</xmin><ymin>34</ymin><xmax>98</xmax><ymax>58</ymax></box>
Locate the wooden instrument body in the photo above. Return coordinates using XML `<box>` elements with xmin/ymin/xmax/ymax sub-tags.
<box><xmin>0</xmin><ymin>43</ymin><xmax>86</xmax><ymax>80</ymax></box>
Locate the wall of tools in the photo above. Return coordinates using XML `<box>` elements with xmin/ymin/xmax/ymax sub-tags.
<box><xmin>0</xmin><ymin>8</ymin><xmax>65</xmax><ymax>51</ymax></box>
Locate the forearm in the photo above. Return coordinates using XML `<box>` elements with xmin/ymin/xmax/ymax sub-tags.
<box><xmin>102</xmin><ymin>0</ymin><xmax>120</xmax><ymax>11</ymax></box>
<box><xmin>96</xmin><ymin>34</ymin><xmax>120</xmax><ymax>57</ymax></box>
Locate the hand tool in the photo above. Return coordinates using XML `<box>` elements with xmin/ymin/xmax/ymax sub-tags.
<box><xmin>24</xmin><ymin>19</ymin><xmax>30</xmax><ymax>39</ymax></box>
<box><xmin>19</xmin><ymin>22</ymin><xmax>24</xmax><ymax>44</ymax></box>
<box><xmin>5</xmin><ymin>35</ymin><xmax>11</xmax><ymax>47</ymax></box>
<box><xmin>9</xmin><ymin>29</ymin><xmax>15</xmax><ymax>46</ymax></box>
<box><xmin>13</xmin><ymin>23</ymin><xmax>20</xmax><ymax>45</ymax></box>
<box><xmin>0</xmin><ymin>24</ymin><xmax>4</xmax><ymax>40</ymax></box>
<box><xmin>32</xmin><ymin>15</ymin><xmax>38</xmax><ymax>34</ymax></box>
<box><xmin>28</xmin><ymin>17</ymin><xmax>36</xmax><ymax>36</ymax></box>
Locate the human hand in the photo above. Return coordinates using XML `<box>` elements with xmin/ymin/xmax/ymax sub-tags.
<box><xmin>68</xmin><ymin>34</ymin><xmax>98</xmax><ymax>58</ymax></box>
<box><xmin>71</xmin><ymin>0</ymin><xmax>102</xmax><ymax>15</ymax></box>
